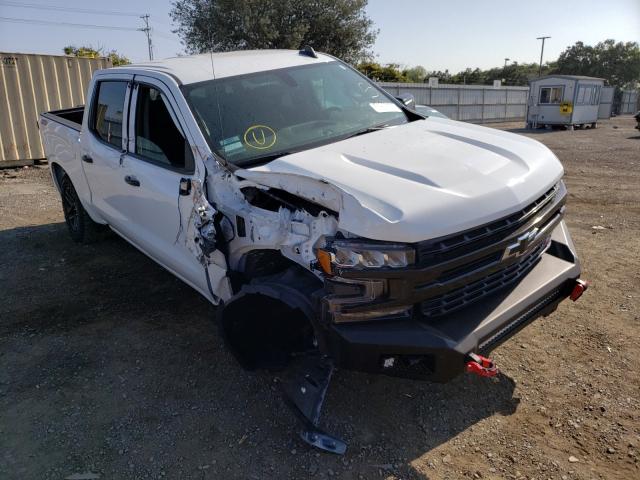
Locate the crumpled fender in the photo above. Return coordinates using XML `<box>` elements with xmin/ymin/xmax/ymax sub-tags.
<box><xmin>237</xmin><ymin>169</ymin><xmax>403</xmax><ymax>239</ymax></box>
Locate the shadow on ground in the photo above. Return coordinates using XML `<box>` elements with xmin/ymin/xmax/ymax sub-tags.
<box><xmin>1</xmin><ymin>223</ymin><xmax>519</xmax><ymax>479</ymax></box>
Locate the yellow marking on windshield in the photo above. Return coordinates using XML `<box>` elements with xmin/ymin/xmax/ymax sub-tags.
<box><xmin>243</xmin><ymin>125</ymin><xmax>277</xmax><ymax>150</ymax></box>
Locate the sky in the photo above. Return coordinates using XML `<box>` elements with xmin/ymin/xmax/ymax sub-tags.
<box><xmin>0</xmin><ymin>0</ymin><xmax>638</xmax><ymax>71</ymax></box>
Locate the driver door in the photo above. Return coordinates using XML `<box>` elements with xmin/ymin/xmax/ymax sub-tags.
<box><xmin>116</xmin><ymin>75</ymin><xmax>229</xmax><ymax>302</ymax></box>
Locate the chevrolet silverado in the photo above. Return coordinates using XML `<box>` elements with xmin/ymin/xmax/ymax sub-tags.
<box><xmin>39</xmin><ymin>47</ymin><xmax>586</xmax><ymax>453</ymax></box>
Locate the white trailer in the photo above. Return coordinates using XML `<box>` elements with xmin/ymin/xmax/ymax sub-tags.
<box><xmin>527</xmin><ymin>75</ymin><xmax>605</xmax><ymax>130</ymax></box>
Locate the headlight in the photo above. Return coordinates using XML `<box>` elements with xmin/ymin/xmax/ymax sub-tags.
<box><xmin>316</xmin><ymin>240</ymin><xmax>415</xmax><ymax>274</ymax></box>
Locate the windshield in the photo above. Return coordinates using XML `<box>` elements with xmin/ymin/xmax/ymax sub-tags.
<box><xmin>181</xmin><ymin>61</ymin><xmax>409</xmax><ymax>167</ymax></box>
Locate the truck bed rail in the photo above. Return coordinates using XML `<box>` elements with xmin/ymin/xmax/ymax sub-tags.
<box><xmin>40</xmin><ymin>107</ymin><xmax>84</xmax><ymax>132</ymax></box>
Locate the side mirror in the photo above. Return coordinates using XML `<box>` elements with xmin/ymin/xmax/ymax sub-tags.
<box><xmin>395</xmin><ymin>93</ymin><xmax>416</xmax><ymax>109</ymax></box>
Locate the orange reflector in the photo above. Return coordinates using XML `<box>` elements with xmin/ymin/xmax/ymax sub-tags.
<box><xmin>316</xmin><ymin>249</ymin><xmax>333</xmax><ymax>275</ymax></box>
<box><xmin>570</xmin><ymin>279</ymin><xmax>588</xmax><ymax>301</ymax></box>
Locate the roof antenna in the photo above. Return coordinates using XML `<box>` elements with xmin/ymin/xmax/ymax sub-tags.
<box><xmin>207</xmin><ymin>25</ymin><xmax>227</xmax><ymax>167</ymax></box>
<box><xmin>299</xmin><ymin>45</ymin><xmax>318</xmax><ymax>58</ymax></box>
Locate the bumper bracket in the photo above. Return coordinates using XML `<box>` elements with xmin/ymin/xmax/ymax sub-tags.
<box><xmin>281</xmin><ymin>353</ymin><xmax>347</xmax><ymax>455</ymax></box>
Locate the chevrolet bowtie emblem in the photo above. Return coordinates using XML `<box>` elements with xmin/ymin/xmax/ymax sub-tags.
<box><xmin>503</xmin><ymin>227</ymin><xmax>539</xmax><ymax>260</ymax></box>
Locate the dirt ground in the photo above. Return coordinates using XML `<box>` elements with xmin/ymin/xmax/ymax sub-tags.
<box><xmin>1</xmin><ymin>116</ymin><xmax>639</xmax><ymax>480</ymax></box>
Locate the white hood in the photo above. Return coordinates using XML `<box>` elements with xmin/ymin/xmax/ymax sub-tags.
<box><xmin>243</xmin><ymin>118</ymin><xmax>563</xmax><ymax>243</ymax></box>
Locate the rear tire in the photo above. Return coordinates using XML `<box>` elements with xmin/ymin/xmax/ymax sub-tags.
<box><xmin>60</xmin><ymin>174</ymin><xmax>105</xmax><ymax>244</ymax></box>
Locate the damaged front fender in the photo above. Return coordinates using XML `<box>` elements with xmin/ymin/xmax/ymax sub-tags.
<box><xmin>181</xmin><ymin>177</ymin><xmax>232</xmax><ymax>304</ymax></box>
<box><xmin>236</xmin><ymin>169</ymin><xmax>404</xmax><ymax>242</ymax></box>
<box><xmin>204</xmin><ymin>165</ymin><xmax>341</xmax><ymax>278</ymax></box>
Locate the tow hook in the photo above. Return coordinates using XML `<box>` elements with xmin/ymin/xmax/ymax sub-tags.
<box><xmin>465</xmin><ymin>352</ymin><xmax>499</xmax><ymax>378</ymax></box>
<box><xmin>570</xmin><ymin>279</ymin><xmax>588</xmax><ymax>302</ymax></box>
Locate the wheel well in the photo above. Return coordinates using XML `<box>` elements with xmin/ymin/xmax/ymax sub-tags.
<box><xmin>50</xmin><ymin>162</ymin><xmax>65</xmax><ymax>191</ymax></box>
<box><xmin>237</xmin><ymin>249</ymin><xmax>298</xmax><ymax>278</ymax></box>
<box><xmin>219</xmin><ymin>267</ymin><xmax>323</xmax><ymax>371</ymax></box>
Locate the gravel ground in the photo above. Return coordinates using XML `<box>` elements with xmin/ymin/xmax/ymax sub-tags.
<box><xmin>1</xmin><ymin>116</ymin><xmax>639</xmax><ymax>480</ymax></box>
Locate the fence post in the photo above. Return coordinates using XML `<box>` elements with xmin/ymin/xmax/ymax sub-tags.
<box><xmin>457</xmin><ymin>88</ymin><xmax>461</xmax><ymax>121</ymax></box>
<box><xmin>504</xmin><ymin>89</ymin><xmax>509</xmax><ymax>121</ymax></box>
<box><xmin>481</xmin><ymin>88</ymin><xmax>485</xmax><ymax>123</ymax></box>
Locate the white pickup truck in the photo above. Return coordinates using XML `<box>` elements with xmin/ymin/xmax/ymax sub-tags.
<box><xmin>40</xmin><ymin>48</ymin><xmax>586</xmax><ymax>453</ymax></box>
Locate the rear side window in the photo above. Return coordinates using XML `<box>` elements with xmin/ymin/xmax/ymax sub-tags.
<box><xmin>91</xmin><ymin>81</ymin><xmax>128</xmax><ymax>148</ymax></box>
<box><xmin>134</xmin><ymin>84</ymin><xmax>193</xmax><ymax>170</ymax></box>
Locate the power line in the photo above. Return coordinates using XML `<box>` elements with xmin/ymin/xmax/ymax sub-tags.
<box><xmin>0</xmin><ymin>16</ymin><xmax>139</xmax><ymax>31</ymax></box>
<box><xmin>154</xmin><ymin>30</ymin><xmax>178</xmax><ymax>40</ymax></box>
<box><xmin>0</xmin><ymin>1</ymin><xmax>144</xmax><ymax>17</ymax></box>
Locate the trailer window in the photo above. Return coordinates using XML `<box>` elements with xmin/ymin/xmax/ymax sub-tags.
<box><xmin>91</xmin><ymin>81</ymin><xmax>127</xmax><ymax>148</ymax></box>
<box><xmin>577</xmin><ymin>86</ymin><xmax>599</xmax><ymax>105</ymax></box>
<box><xmin>539</xmin><ymin>86</ymin><xmax>563</xmax><ymax>104</ymax></box>
<box><xmin>133</xmin><ymin>84</ymin><xmax>193</xmax><ymax>170</ymax></box>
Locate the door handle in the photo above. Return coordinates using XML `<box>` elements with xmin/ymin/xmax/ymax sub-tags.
<box><xmin>124</xmin><ymin>175</ymin><xmax>140</xmax><ymax>187</ymax></box>
<box><xmin>81</xmin><ymin>154</ymin><xmax>93</xmax><ymax>163</ymax></box>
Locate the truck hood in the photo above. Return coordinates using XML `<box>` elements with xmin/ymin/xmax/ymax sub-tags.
<box><xmin>243</xmin><ymin>118</ymin><xmax>564</xmax><ymax>243</ymax></box>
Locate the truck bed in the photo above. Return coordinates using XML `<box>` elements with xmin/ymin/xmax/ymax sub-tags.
<box><xmin>41</xmin><ymin>106</ymin><xmax>84</xmax><ymax>131</ymax></box>
<box><xmin>39</xmin><ymin>106</ymin><xmax>84</xmax><ymax>189</ymax></box>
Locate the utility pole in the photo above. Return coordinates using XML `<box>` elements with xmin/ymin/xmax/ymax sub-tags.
<box><xmin>536</xmin><ymin>36</ymin><xmax>550</xmax><ymax>77</ymax></box>
<box><xmin>502</xmin><ymin>58</ymin><xmax>510</xmax><ymax>85</ymax></box>
<box><xmin>138</xmin><ymin>14</ymin><xmax>153</xmax><ymax>61</ymax></box>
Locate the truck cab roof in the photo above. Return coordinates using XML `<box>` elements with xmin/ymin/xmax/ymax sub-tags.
<box><xmin>111</xmin><ymin>49</ymin><xmax>335</xmax><ymax>85</ymax></box>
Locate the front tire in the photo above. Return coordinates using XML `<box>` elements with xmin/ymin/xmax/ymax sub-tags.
<box><xmin>60</xmin><ymin>174</ymin><xmax>105</xmax><ymax>244</ymax></box>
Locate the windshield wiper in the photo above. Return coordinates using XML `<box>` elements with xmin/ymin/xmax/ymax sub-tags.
<box><xmin>343</xmin><ymin>123</ymin><xmax>392</xmax><ymax>140</ymax></box>
<box><xmin>239</xmin><ymin>151</ymin><xmax>297</xmax><ymax>167</ymax></box>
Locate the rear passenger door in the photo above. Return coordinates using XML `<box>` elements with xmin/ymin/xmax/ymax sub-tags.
<box><xmin>117</xmin><ymin>75</ymin><xmax>222</xmax><ymax>297</ymax></box>
<box><xmin>81</xmin><ymin>74</ymin><xmax>133</xmax><ymax>226</ymax></box>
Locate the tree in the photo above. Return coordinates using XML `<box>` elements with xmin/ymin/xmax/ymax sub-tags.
<box><xmin>357</xmin><ymin>62</ymin><xmax>407</xmax><ymax>82</ymax></box>
<box><xmin>553</xmin><ymin>40</ymin><xmax>640</xmax><ymax>87</ymax></box>
<box><xmin>170</xmin><ymin>0</ymin><xmax>378</xmax><ymax>64</ymax></box>
<box><xmin>424</xmin><ymin>70</ymin><xmax>452</xmax><ymax>84</ymax></box>
<box><xmin>64</xmin><ymin>46</ymin><xmax>131</xmax><ymax>66</ymax></box>
<box><xmin>403</xmin><ymin>65</ymin><xmax>427</xmax><ymax>83</ymax></box>
<box><xmin>450</xmin><ymin>68</ymin><xmax>485</xmax><ymax>85</ymax></box>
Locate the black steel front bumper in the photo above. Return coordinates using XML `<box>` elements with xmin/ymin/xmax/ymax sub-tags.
<box><xmin>319</xmin><ymin>221</ymin><xmax>581</xmax><ymax>382</ymax></box>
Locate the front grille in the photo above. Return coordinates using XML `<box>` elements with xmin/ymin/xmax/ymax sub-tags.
<box><xmin>416</xmin><ymin>184</ymin><xmax>559</xmax><ymax>266</ymax></box>
<box><xmin>420</xmin><ymin>241</ymin><xmax>547</xmax><ymax>318</ymax></box>
<box><xmin>332</xmin><ymin>182</ymin><xmax>565</xmax><ymax>322</ymax></box>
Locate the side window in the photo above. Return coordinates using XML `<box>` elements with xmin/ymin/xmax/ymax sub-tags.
<box><xmin>584</xmin><ymin>87</ymin><xmax>593</xmax><ymax>105</ymax></box>
<box><xmin>578</xmin><ymin>86</ymin><xmax>598</xmax><ymax>105</ymax></box>
<box><xmin>134</xmin><ymin>84</ymin><xmax>193</xmax><ymax>170</ymax></box>
<box><xmin>539</xmin><ymin>86</ymin><xmax>563</xmax><ymax>104</ymax></box>
<box><xmin>92</xmin><ymin>81</ymin><xmax>128</xmax><ymax>148</ymax></box>
<box><xmin>539</xmin><ymin>87</ymin><xmax>550</xmax><ymax>104</ymax></box>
